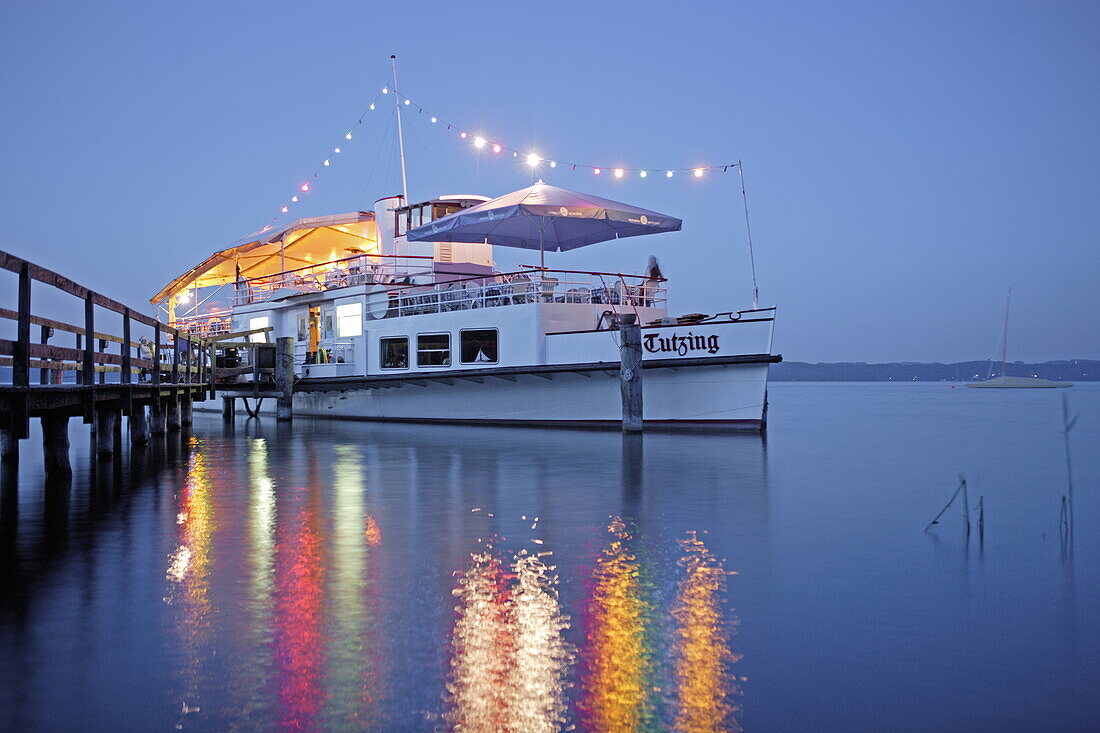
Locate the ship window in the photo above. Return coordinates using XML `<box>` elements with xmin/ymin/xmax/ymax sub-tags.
<box><xmin>460</xmin><ymin>329</ymin><xmax>498</xmax><ymax>364</ymax></box>
<box><xmin>433</xmin><ymin>203</ymin><xmax>461</xmax><ymax>220</ymax></box>
<box><xmin>417</xmin><ymin>333</ymin><xmax>451</xmax><ymax>367</ymax></box>
<box><xmin>380</xmin><ymin>337</ymin><xmax>408</xmax><ymax>369</ymax></box>
<box><xmin>248</xmin><ymin>316</ymin><xmax>270</xmax><ymax>343</ymax></box>
<box><xmin>297</xmin><ymin>315</ymin><xmax>308</xmax><ymax>342</ymax></box>
<box><xmin>336</xmin><ymin>303</ymin><xmax>363</xmax><ymax>337</ymax></box>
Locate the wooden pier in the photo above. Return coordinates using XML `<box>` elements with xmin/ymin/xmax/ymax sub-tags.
<box><xmin>0</xmin><ymin>249</ymin><xmax>216</xmax><ymax>482</ymax></box>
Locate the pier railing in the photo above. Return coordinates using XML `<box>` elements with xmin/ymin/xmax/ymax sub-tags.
<box><xmin>0</xmin><ymin>248</ymin><xmax>213</xmax><ymax>442</ymax></box>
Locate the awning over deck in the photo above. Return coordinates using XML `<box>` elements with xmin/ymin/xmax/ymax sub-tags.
<box><xmin>150</xmin><ymin>212</ymin><xmax>379</xmax><ymax>305</ymax></box>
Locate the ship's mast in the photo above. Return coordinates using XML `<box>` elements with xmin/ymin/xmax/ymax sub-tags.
<box><xmin>391</xmin><ymin>54</ymin><xmax>409</xmax><ymax>203</ymax></box>
<box><xmin>1000</xmin><ymin>287</ymin><xmax>1012</xmax><ymax>377</ymax></box>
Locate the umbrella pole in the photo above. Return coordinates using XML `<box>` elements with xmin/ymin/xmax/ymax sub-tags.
<box><xmin>539</xmin><ymin>228</ymin><xmax>545</xmax><ymax>269</ymax></box>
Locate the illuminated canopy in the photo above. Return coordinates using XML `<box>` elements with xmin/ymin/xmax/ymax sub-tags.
<box><xmin>150</xmin><ymin>212</ymin><xmax>378</xmax><ymax>305</ymax></box>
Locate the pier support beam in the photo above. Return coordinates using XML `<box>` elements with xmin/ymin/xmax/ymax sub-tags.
<box><xmin>618</xmin><ymin>313</ymin><xmax>643</xmax><ymax>433</ymax></box>
<box><xmin>0</xmin><ymin>428</ymin><xmax>18</xmax><ymax>465</ymax></box>
<box><xmin>181</xmin><ymin>399</ymin><xmax>193</xmax><ymax>427</ymax></box>
<box><xmin>94</xmin><ymin>407</ymin><xmax>119</xmax><ymax>455</ymax></box>
<box><xmin>129</xmin><ymin>405</ymin><xmax>149</xmax><ymax>445</ymax></box>
<box><xmin>166</xmin><ymin>400</ymin><xmax>181</xmax><ymax>432</ymax></box>
<box><xmin>276</xmin><ymin>337</ymin><xmax>294</xmax><ymax>422</ymax></box>
<box><xmin>41</xmin><ymin>415</ymin><xmax>72</xmax><ymax>481</ymax></box>
<box><xmin>150</xmin><ymin>399</ymin><xmax>167</xmax><ymax>435</ymax></box>
<box><xmin>222</xmin><ymin>397</ymin><xmax>235</xmax><ymax>421</ymax></box>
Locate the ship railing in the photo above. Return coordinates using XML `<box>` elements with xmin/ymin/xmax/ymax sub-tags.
<box><xmin>377</xmin><ymin>269</ymin><xmax>667</xmax><ymax>319</ymax></box>
<box><xmin>230</xmin><ymin>253</ymin><xmax>437</xmax><ymax>307</ymax></box>
<box><xmin>170</xmin><ymin>312</ymin><xmax>233</xmax><ymax>337</ymax></box>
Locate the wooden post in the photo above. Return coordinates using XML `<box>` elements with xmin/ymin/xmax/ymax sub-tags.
<box><xmin>618</xmin><ymin>313</ymin><xmax>643</xmax><ymax>432</ymax></box>
<box><xmin>129</xmin><ymin>405</ymin><xmax>149</xmax><ymax>445</ymax></box>
<box><xmin>150</xmin><ymin>399</ymin><xmax>167</xmax><ymax>435</ymax></box>
<box><xmin>41</xmin><ymin>415</ymin><xmax>72</xmax><ymax>481</ymax></box>
<box><xmin>98</xmin><ymin>338</ymin><xmax>107</xmax><ymax>384</ymax></box>
<box><xmin>122</xmin><ymin>309</ymin><xmax>132</xmax><ymax>385</ymax></box>
<box><xmin>83</xmin><ymin>293</ymin><xmax>95</xmax><ymax>388</ymax></box>
<box><xmin>208</xmin><ymin>343</ymin><xmax>217</xmax><ymax>399</ymax></box>
<box><xmin>167</xmin><ymin>400</ymin><xmax>181</xmax><ymax>431</ymax></box>
<box><xmin>39</xmin><ymin>324</ymin><xmax>52</xmax><ymax>385</ymax></box>
<box><xmin>152</xmin><ymin>323</ymin><xmax>161</xmax><ymax>387</ymax></box>
<box><xmin>276</xmin><ymin>336</ymin><xmax>294</xmax><ymax>422</ymax></box>
<box><xmin>181</xmin><ymin>398</ymin><xmax>193</xmax><ymax>426</ymax></box>
<box><xmin>13</xmin><ymin>262</ymin><xmax>31</xmax><ymax>439</ymax></box>
<box><xmin>0</xmin><ymin>428</ymin><xmax>18</xmax><ymax>465</ymax></box>
<box><xmin>94</xmin><ymin>407</ymin><xmax>119</xmax><ymax>454</ymax></box>
<box><xmin>222</xmin><ymin>396</ymin><xmax>235</xmax><ymax>421</ymax></box>
<box><xmin>171</xmin><ymin>332</ymin><xmax>180</xmax><ymax>384</ymax></box>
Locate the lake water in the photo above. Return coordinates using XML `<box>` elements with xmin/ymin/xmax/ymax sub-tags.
<box><xmin>1</xmin><ymin>383</ymin><xmax>1097</xmax><ymax>732</ymax></box>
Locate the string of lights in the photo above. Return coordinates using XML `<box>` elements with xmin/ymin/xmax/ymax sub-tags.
<box><xmin>260</xmin><ymin>85</ymin><xmax>389</xmax><ymax>232</ymax></box>
<box><xmin>388</xmin><ymin>86</ymin><xmax>740</xmax><ymax>180</ymax></box>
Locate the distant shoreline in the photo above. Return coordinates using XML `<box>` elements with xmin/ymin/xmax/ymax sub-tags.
<box><xmin>771</xmin><ymin>359</ymin><xmax>1096</xmax><ymax>382</ymax></box>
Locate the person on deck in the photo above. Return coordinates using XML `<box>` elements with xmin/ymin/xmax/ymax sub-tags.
<box><xmin>643</xmin><ymin>255</ymin><xmax>663</xmax><ymax>306</ymax></box>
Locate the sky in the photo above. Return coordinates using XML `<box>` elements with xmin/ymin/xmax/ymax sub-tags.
<box><xmin>1</xmin><ymin>0</ymin><xmax>1097</xmax><ymax>362</ymax></box>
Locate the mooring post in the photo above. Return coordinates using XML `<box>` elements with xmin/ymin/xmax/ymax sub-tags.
<box><xmin>150</xmin><ymin>399</ymin><xmax>167</xmax><ymax>435</ymax></box>
<box><xmin>41</xmin><ymin>415</ymin><xmax>72</xmax><ymax>481</ymax></box>
<box><xmin>618</xmin><ymin>313</ymin><xmax>643</xmax><ymax>432</ymax></box>
<box><xmin>129</xmin><ymin>404</ymin><xmax>149</xmax><ymax>445</ymax></box>
<box><xmin>181</xmin><ymin>398</ymin><xmax>193</xmax><ymax>427</ymax></box>
<box><xmin>94</xmin><ymin>407</ymin><xmax>119</xmax><ymax>455</ymax></box>
<box><xmin>276</xmin><ymin>336</ymin><xmax>294</xmax><ymax>422</ymax></box>
<box><xmin>222</xmin><ymin>396</ymin><xmax>235</xmax><ymax>421</ymax></box>
<box><xmin>166</xmin><ymin>399</ymin><xmax>181</xmax><ymax>432</ymax></box>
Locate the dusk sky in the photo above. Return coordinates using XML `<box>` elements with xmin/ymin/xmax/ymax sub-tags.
<box><xmin>1</xmin><ymin>0</ymin><xmax>1097</xmax><ymax>362</ymax></box>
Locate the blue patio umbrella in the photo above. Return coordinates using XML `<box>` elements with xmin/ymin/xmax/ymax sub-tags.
<box><xmin>405</xmin><ymin>181</ymin><xmax>682</xmax><ymax>267</ymax></box>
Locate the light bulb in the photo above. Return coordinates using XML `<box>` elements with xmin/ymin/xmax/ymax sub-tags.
<box><xmin>334</xmin><ymin>147</ymin><xmax>341</xmax><ymax>153</ymax></box>
<box><xmin>291</xmin><ymin>196</ymin><xmax>298</xmax><ymax>202</ymax></box>
<box><xmin>404</xmin><ymin>99</ymin><xmax>410</xmax><ymax>106</ymax></box>
<box><xmin>549</xmin><ymin>161</ymin><xmax>557</xmax><ymax>168</ymax></box>
<box><xmin>345</xmin><ymin>132</ymin><xmax>352</xmax><ymax>140</ymax></box>
<box><xmin>301</xmin><ymin>183</ymin><xmax>309</xmax><ymax>191</ymax></box>
<box><xmin>323</xmin><ymin>159</ymin><xmax>330</xmax><ymax>166</ymax></box>
<box><xmin>526</xmin><ymin>153</ymin><xmax>541</xmax><ymax>167</ymax></box>
<box><xmin>281</xmin><ymin>206</ymin><xmax>288</xmax><ymax>213</ymax></box>
<box><xmin>492</xmin><ymin>143</ymin><xmax>502</xmax><ymax>154</ymax></box>
<box><xmin>694</xmin><ymin>168</ymin><xmax>704</xmax><ymax>177</ymax></box>
<box><xmin>369</xmin><ymin>103</ymin><xmax>375</xmax><ymax>110</ymax></box>
<box><xmin>382</xmin><ymin>87</ymin><xmax>388</xmax><ymax>94</ymax></box>
<box><xmin>614</xmin><ymin>169</ymin><xmax>624</xmax><ymax>178</ymax></box>
<box><xmin>666</xmin><ymin>170</ymin><xmax>673</xmax><ymax>178</ymax></box>
<box><xmin>594</xmin><ymin>167</ymin><xmax>601</xmax><ymax>175</ymax></box>
<box><xmin>431</xmin><ymin>116</ymin><xmax>437</xmax><ymax>123</ymax></box>
<box><xmin>460</xmin><ymin>131</ymin><xmax>468</xmax><ymax>139</ymax></box>
<box><xmin>474</xmin><ymin>136</ymin><xmax>486</xmax><ymax>148</ymax></box>
<box><xmin>640</xmin><ymin>170</ymin><xmax>647</xmax><ymax>178</ymax></box>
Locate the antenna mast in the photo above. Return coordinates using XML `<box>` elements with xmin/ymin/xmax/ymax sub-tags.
<box><xmin>390</xmin><ymin>54</ymin><xmax>409</xmax><ymax>203</ymax></box>
<box><xmin>1000</xmin><ymin>287</ymin><xmax>1012</xmax><ymax>378</ymax></box>
<box><xmin>737</xmin><ymin>160</ymin><xmax>759</xmax><ymax>308</ymax></box>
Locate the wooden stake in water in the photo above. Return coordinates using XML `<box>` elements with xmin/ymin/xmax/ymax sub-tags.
<box><xmin>925</xmin><ymin>474</ymin><xmax>970</xmax><ymax>533</ymax></box>
<box><xmin>1061</xmin><ymin>394</ymin><xmax>1079</xmax><ymax>539</ymax></box>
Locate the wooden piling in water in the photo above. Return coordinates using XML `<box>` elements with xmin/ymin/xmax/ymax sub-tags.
<box><xmin>618</xmin><ymin>314</ymin><xmax>643</xmax><ymax>432</ymax></box>
<box><xmin>222</xmin><ymin>396</ymin><xmax>235</xmax><ymax>421</ymax></box>
<box><xmin>276</xmin><ymin>337</ymin><xmax>294</xmax><ymax>422</ymax></box>
<box><xmin>181</xmin><ymin>399</ymin><xmax>193</xmax><ymax>426</ymax></box>
<box><xmin>129</xmin><ymin>405</ymin><xmax>149</xmax><ymax>445</ymax></box>
<box><xmin>94</xmin><ymin>407</ymin><xmax>118</xmax><ymax>454</ymax></box>
<box><xmin>0</xmin><ymin>427</ymin><xmax>18</xmax><ymax>465</ymax></box>
<box><xmin>41</xmin><ymin>415</ymin><xmax>71</xmax><ymax>481</ymax></box>
<box><xmin>150</xmin><ymin>400</ymin><xmax>167</xmax><ymax>435</ymax></box>
<box><xmin>166</xmin><ymin>400</ymin><xmax>181</xmax><ymax>431</ymax></box>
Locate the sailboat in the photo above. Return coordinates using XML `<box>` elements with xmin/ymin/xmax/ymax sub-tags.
<box><xmin>966</xmin><ymin>289</ymin><xmax>1071</xmax><ymax>388</ymax></box>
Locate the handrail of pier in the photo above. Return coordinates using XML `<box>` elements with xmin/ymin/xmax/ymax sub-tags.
<box><xmin>0</xmin><ymin>248</ymin><xmax>214</xmax><ymax>440</ymax></box>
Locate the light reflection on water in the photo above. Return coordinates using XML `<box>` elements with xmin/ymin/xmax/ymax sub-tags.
<box><xmin>3</xmin><ymin>384</ymin><xmax>1099</xmax><ymax>730</ymax></box>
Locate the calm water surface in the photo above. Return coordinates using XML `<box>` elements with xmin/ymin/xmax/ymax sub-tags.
<box><xmin>1</xmin><ymin>383</ymin><xmax>1097</xmax><ymax>731</ymax></box>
